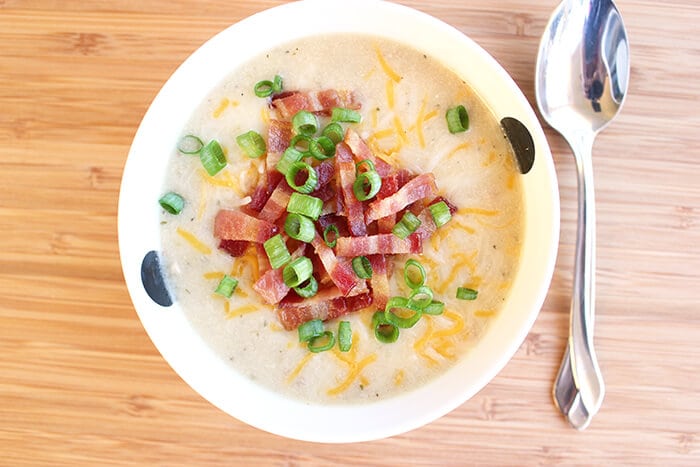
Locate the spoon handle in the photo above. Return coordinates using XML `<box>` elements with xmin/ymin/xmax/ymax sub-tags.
<box><xmin>566</xmin><ymin>131</ymin><xmax>605</xmax><ymax>418</ymax></box>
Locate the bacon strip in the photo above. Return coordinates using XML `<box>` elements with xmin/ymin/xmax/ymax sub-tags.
<box><xmin>336</xmin><ymin>142</ymin><xmax>367</xmax><ymax>236</ymax></box>
<box><xmin>266</xmin><ymin>119</ymin><xmax>293</xmax><ymax>170</ymax></box>
<box><xmin>258</xmin><ymin>179</ymin><xmax>293</xmax><ymax>223</ymax></box>
<box><xmin>344</xmin><ymin>129</ymin><xmax>393</xmax><ymax>177</ymax></box>
<box><xmin>272</xmin><ymin>89</ymin><xmax>361</xmax><ymax>119</ymax></box>
<box><xmin>218</xmin><ymin>239</ymin><xmax>249</xmax><ymax>257</ymax></box>
<box><xmin>214</xmin><ymin>209</ymin><xmax>279</xmax><ymax>243</ymax></box>
<box><xmin>335</xmin><ymin>233</ymin><xmax>422</xmax><ymax>257</ymax></box>
<box><xmin>252</xmin><ymin>244</ymin><xmax>306</xmax><ymax>305</ymax></box>
<box><xmin>365</xmin><ymin>173</ymin><xmax>438</xmax><ymax>223</ymax></box>
<box><xmin>368</xmin><ymin>255</ymin><xmax>390</xmax><ymax>310</ymax></box>
<box><xmin>277</xmin><ymin>289</ymin><xmax>373</xmax><ymax>330</ymax></box>
<box><xmin>311</xmin><ymin>232</ymin><xmax>364</xmax><ymax>296</ymax></box>
<box><xmin>248</xmin><ymin>170</ymin><xmax>283</xmax><ymax>213</ymax></box>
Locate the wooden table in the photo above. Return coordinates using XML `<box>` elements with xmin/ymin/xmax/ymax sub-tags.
<box><xmin>2</xmin><ymin>0</ymin><xmax>699</xmax><ymax>464</ymax></box>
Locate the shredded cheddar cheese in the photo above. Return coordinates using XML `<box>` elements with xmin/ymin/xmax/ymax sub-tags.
<box><xmin>414</xmin><ymin>98</ymin><xmax>427</xmax><ymax>148</ymax></box>
<box><xmin>374</xmin><ymin>44</ymin><xmax>401</xmax><ymax>82</ymax></box>
<box><xmin>446</xmin><ymin>142</ymin><xmax>471</xmax><ymax>160</ymax></box>
<box><xmin>225</xmin><ymin>303</ymin><xmax>259</xmax><ymax>319</ymax></box>
<box><xmin>197</xmin><ymin>183</ymin><xmax>208</xmax><ymax>220</ymax></box>
<box><xmin>394</xmin><ymin>369</ymin><xmax>405</xmax><ymax>386</ymax></box>
<box><xmin>431</xmin><ymin>310</ymin><xmax>465</xmax><ymax>339</ymax></box>
<box><xmin>286</xmin><ymin>353</ymin><xmax>314</xmax><ymax>384</ymax></box>
<box><xmin>260</xmin><ymin>106</ymin><xmax>270</xmax><ymax>124</ymax></box>
<box><xmin>203</xmin><ymin>271</ymin><xmax>225</xmax><ymax>280</ymax></box>
<box><xmin>393</xmin><ymin>114</ymin><xmax>408</xmax><ymax>145</ymax></box>
<box><xmin>199</xmin><ymin>169</ymin><xmax>245</xmax><ymax>197</ymax></box>
<box><xmin>212</xmin><ymin>98</ymin><xmax>229</xmax><ymax>118</ymax></box>
<box><xmin>414</xmin><ymin>318</ymin><xmax>438</xmax><ymax>366</ymax></box>
<box><xmin>458</xmin><ymin>207</ymin><xmax>499</xmax><ymax>217</ymax></box>
<box><xmin>474</xmin><ymin>309</ymin><xmax>496</xmax><ymax>318</ymax></box>
<box><xmin>386</xmin><ymin>79</ymin><xmax>395</xmax><ymax>110</ymax></box>
<box><xmin>326</xmin><ymin>354</ymin><xmax>378</xmax><ymax>396</ymax></box>
<box><xmin>176</xmin><ymin>227</ymin><xmax>211</xmax><ymax>255</ymax></box>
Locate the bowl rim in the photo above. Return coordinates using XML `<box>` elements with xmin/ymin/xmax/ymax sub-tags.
<box><xmin>118</xmin><ymin>0</ymin><xmax>560</xmax><ymax>443</ymax></box>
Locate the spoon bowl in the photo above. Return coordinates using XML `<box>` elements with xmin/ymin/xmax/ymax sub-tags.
<box><xmin>535</xmin><ymin>0</ymin><xmax>630</xmax><ymax>429</ymax></box>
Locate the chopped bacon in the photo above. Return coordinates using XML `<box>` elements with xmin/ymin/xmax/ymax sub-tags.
<box><xmin>258</xmin><ymin>179</ymin><xmax>293</xmax><ymax>223</ymax></box>
<box><xmin>277</xmin><ymin>288</ymin><xmax>373</xmax><ymax>330</ymax></box>
<box><xmin>368</xmin><ymin>255</ymin><xmax>390</xmax><ymax>310</ymax></box>
<box><xmin>310</xmin><ymin>232</ymin><xmax>365</xmax><ymax>296</ymax></box>
<box><xmin>335</xmin><ymin>233</ymin><xmax>422</xmax><ymax>257</ymax></box>
<box><xmin>411</xmin><ymin>208</ymin><xmax>437</xmax><ymax>242</ymax></box>
<box><xmin>376</xmin><ymin>169</ymin><xmax>412</xmax><ymax>200</ymax></box>
<box><xmin>252</xmin><ymin>244</ymin><xmax>306</xmax><ymax>305</ymax></box>
<box><xmin>336</xmin><ymin>142</ymin><xmax>367</xmax><ymax>236</ymax></box>
<box><xmin>344</xmin><ymin>129</ymin><xmax>393</xmax><ymax>177</ymax></box>
<box><xmin>218</xmin><ymin>239</ymin><xmax>249</xmax><ymax>257</ymax></box>
<box><xmin>214</xmin><ymin>209</ymin><xmax>279</xmax><ymax>243</ymax></box>
<box><xmin>272</xmin><ymin>89</ymin><xmax>361</xmax><ymax>119</ymax></box>
<box><xmin>365</xmin><ymin>173</ymin><xmax>438</xmax><ymax>223</ymax></box>
<box><xmin>248</xmin><ymin>170</ymin><xmax>283</xmax><ymax>213</ymax></box>
<box><xmin>317</xmin><ymin>214</ymin><xmax>349</xmax><ymax>238</ymax></box>
<box><xmin>267</xmin><ymin>119</ymin><xmax>293</xmax><ymax>154</ymax></box>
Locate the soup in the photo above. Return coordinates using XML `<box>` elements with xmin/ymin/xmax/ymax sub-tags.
<box><xmin>159</xmin><ymin>34</ymin><xmax>523</xmax><ymax>404</ymax></box>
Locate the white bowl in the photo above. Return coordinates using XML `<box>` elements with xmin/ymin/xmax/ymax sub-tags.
<box><xmin>119</xmin><ymin>0</ymin><xmax>559</xmax><ymax>443</ymax></box>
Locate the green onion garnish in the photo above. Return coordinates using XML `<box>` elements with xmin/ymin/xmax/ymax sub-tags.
<box><xmin>353</xmin><ymin>170</ymin><xmax>382</xmax><ymax>201</ymax></box>
<box><xmin>294</xmin><ymin>276</ymin><xmax>318</xmax><ymax>298</ymax></box>
<box><xmin>446</xmin><ymin>105</ymin><xmax>469</xmax><ymax>134</ymax></box>
<box><xmin>177</xmin><ymin>134</ymin><xmax>204</xmax><ymax>155</ymax></box>
<box><xmin>287</xmin><ymin>193</ymin><xmax>323</xmax><ymax>220</ymax></box>
<box><xmin>263</xmin><ymin>234</ymin><xmax>291</xmax><ymax>269</ymax></box>
<box><xmin>276</xmin><ymin>147</ymin><xmax>304</xmax><ymax>176</ymax></box>
<box><xmin>214</xmin><ymin>275</ymin><xmax>238</xmax><ymax>298</ymax></box>
<box><xmin>309</xmin><ymin>136</ymin><xmax>336</xmax><ymax>160</ymax></box>
<box><xmin>338</xmin><ymin>321</ymin><xmax>352</xmax><ymax>352</ymax></box>
<box><xmin>285</xmin><ymin>161</ymin><xmax>318</xmax><ymax>194</ymax></box>
<box><xmin>289</xmin><ymin>134</ymin><xmax>312</xmax><ymax>155</ymax></box>
<box><xmin>272</xmin><ymin>74</ymin><xmax>283</xmax><ymax>93</ymax></box>
<box><xmin>407</xmin><ymin>285</ymin><xmax>434</xmax><ymax>310</ymax></box>
<box><xmin>292</xmin><ymin>110</ymin><xmax>319</xmax><ymax>136</ymax></box>
<box><xmin>158</xmin><ymin>192</ymin><xmax>184</xmax><ymax>215</ymax></box>
<box><xmin>323</xmin><ymin>224</ymin><xmax>339</xmax><ymax>248</ymax></box>
<box><xmin>351</xmin><ymin>256</ymin><xmax>373</xmax><ymax>279</ymax></box>
<box><xmin>456</xmin><ymin>287</ymin><xmax>478</xmax><ymax>300</ymax></box>
<box><xmin>423</xmin><ymin>300</ymin><xmax>445</xmax><ymax>316</ymax></box>
<box><xmin>322</xmin><ymin>122</ymin><xmax>344</xmax><ymax>144</ymax></box>
<box><xmin>404</xmin><ymin>259</ymin><xmax>426</xmax><ymax>289</ymax></box>
<box><xmin>199</xmin><ymin>140</ymin><xmax>227</xmax><ymax>176</ymax></box>
<box><xmin>372</xmin><ymin>311</ymin><xmax>399</xmax><ymax>343</ymax></box>
<box><xmin>308</xmin><ymin>331</ymin><xmax>335</xmax><ymax>353</ymax></box>
<box><xmin>392</xmin><ymin>211</ymin><xmax>421</xmax><ymax>239</ymax></box>
<box><xmin>284</xmin><ymin>213</ymin><xmax>315</xmax><ymax>243</ymax></box>
<box><xmin>385</xmin><ymin>296</ymin><xmax>422</xmax><ymax>328</ymax></box>
<box><xmin>282</xmin><ymin>256</ymin><xmax>313</xmax><ymax>288</ymax></box>
<box><xmin>429</xmin><ymin>201</ymin><xmax>452</xmax><ymax>228</ymax></box>
<box><xmin>355</xmin><ymin>159</ymin><xmax>376</xmax><ymax>174</ymax></box>
<box><xmin>254</xmin><ymin>78</ymin><xmax>280</xmax><ymax>98</ymax></box>
<box><xmin>298</xmin><ymin>318</ymin><xmax>324</xmax><ymax>342</ymax></box>
<box><xmin>236</xmin><ymin>130</ymin><xmax>266</xmax><ymax>159</ymax></box>
<box><xmin>331</xmin><ymin>107</ymin><xmax>362</xmax><ymax>123</ymax></box>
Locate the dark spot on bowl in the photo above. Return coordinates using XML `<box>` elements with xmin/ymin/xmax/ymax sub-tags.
<box><xmin>501</xmin><ymin>117</ymin><xmax>535</xmax><ymax>174</ymax></box>
<box><xmin>141</xmin><ymin>250</ymin><xmax>172</xmax><ymax>307</ymax></box>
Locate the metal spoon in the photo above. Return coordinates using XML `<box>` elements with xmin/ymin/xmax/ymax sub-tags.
<box><xmin>535</xmin><ymin>0</ymin><xmax>630</xmax><ymax>429</ymax></box>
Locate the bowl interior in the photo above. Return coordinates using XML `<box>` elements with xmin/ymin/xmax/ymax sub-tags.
<box><xmin>118</xmin><ymin>0</ymin><xmax>559</xmax><ymax>443</ymax></box>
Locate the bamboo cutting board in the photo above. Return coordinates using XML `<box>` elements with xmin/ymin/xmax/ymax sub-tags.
<box><xmin>1</xmin><ymin>0</ymin><xmax>700</xmax><ymax>465</ymax></box>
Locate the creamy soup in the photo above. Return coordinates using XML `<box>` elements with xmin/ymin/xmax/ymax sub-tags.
<box><xmin>159</xmin><ymin>34</ymin><xmax>523</xmax><ymax>404</ymax></box>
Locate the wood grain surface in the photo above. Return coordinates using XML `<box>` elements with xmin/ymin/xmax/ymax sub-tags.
<box><xmin>2</xmin><ymin>0</ymin><xmax>699</xmax><ymax>465</ymax></box>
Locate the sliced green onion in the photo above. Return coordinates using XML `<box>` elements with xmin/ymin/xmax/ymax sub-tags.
<box><xmin>355</xmin><ymin>159</ymin><xmax>376</xmax><ymax>174</ymax></box>
<box><xmin>372</xmin><ymin>311</ymin><xmax>399</xmax><ymax>343</ymax></box>
<box><xmin>263</xmin><ymin>234</ymin><xmax>291</xmax><ymax>269</ymax></box>
<box><xmin>407</xmin><ymin>285</ymin><xmax>434</xmax><ymax>311</ymax></box>
<box><xmin>429</xmin><ymin>201</ymin><xmax>452</xmax><ymax>228</ymax></box>
<box><xmin>423</xmin><ymin>300</ymin><xmax>445</xmax><ymax>316</ymax></box>
<box><xmin>272</xmin><ymin>74</ymin><xmax>283</xmax><ymax>93</ymax></box>
<box><xmin>284</xmin><ymin>213</ymin><xmax>315</xmax><ymax>243</ymax></box>
<box><xmin>254</xmin><ymin>79</ymin><xmax>275</xmax><ymax>97</ymax></box>
<box><xmin>338</xmin><ymin>321</ymin><xmax>352</xmax><ymax>352</ymax></box>
<box><xmin>199</xmin><ymin>140</ymin><xmax>227</xmax><ymax>176</ymax></box>
<box><xmin>331</xmin><ymin>107</ymin><xmax>362</xmax><ymax>123</ymax></box>
<box><xmin>323</xmin><ymin>224</ymin><xmax>339</xmax><ymax>248</ymax></box>
<box><xmin>385</xmin><ymin>296</ymin><xmax>422</xmax><ymax>328</ymax></box>
<box><xmin>158</xmin><ymin>192</ymin><xmax>184</xmax><ymax>215</ymax></box>
<box><xmin>351</xmin><ymin>256</ymin><xmax>373</xmax><ymax>279</ymax></box>
<box><xmin>236</xmin><ymin>130</ymin><xmax>266</xmax><ymax>159</ymax></box>
<box><xmin>392</xmin><ymin>211</ymin><xmax>421</xmax><ymax>239</ymax></box>
<box><xmin>214</xmin><ymin>275</ymin><xmax>238</xmax><ymax>298</ymax></box>
<box><xmin>289</xmin><ymin>134</ymin><xmax>312</xmax><ymax>155</ymax></box>
<box><xmin>446</xmin><ymin>105</ymin><xmax>469</xmax><ymax>133</ymax></box>
<box><xmin>298</xmin><ymin>318</ymin><xmax>324</xmax><ymax>342</ymax></box>
<box><xmin>287</xmin><ymin>193</ymin><xmax>323</xmax><ymax>220</ymax></box>
<box><xmin>309</xmin><ymin>136</ymin><xmax>336</xmax><ymax>160</ymax></box>
<box><xmin>282</xmin><ymin>256</ymin><xmax>313</xmax><ymax>288</ymax></box>
<box><xmin>404</xmin><ymin>259</ymin><xmax>426</xmax><ymax>289</ymax></box>
<box><xmin>322</xmin><ymin>122</ymin><xmax>344</xmax><ymax>144</ymax></box>
<box><xmin>276</xmin><ymin>147</ymin><xmax>304</xmax><ymax>175</ymax></box>
<box><xmin>456</xmin><ymin>287</ymin><xmax>478</xmax><ymax>300</ymax></box>
<box><xmin>285</xmin><ymin>162</ymin><xmax>318</xmax><ymax>194</ymax></box>
<box><xmin>292</xmin><ymin>110</ymin><xmax>318</xmax><ymax>136</ymax></box>
<box><xmin>177</xmin><ymin>134</ymin><xmax>204</xmax><ymax>155</ymax></box>
<box><xmin>294</xmin><ymin>276</ymin><xmax>318</xmax><ymax>298</ymax></box>
<box><xmin>353</xmin><ymin>170</ymin><xmax>382</xmax><ymax>201</ymax></box>
<box><xmin>308</xmin><ymin>331</ymin><xmax>335</xmax><ymax>353</ymax></box>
